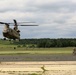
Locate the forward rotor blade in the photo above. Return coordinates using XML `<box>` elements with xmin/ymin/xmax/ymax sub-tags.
<box><xmin>0</xmin><ymin>22</ymin><xmax>12</xmax><ymax>24</ymax></box>
<box><xmin>0</xmin><ymin>22</ymin><xmax>5</xmax><ymax>24</ymax></box>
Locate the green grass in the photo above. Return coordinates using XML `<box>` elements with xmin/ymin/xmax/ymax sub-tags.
<box><xmin>0</xmin><ymin>40</ymin><xmax>74</xmax><ymax>55</ymax></box>
<box><xmin>0</xmin><ymin>46</ymin><xmax>73</xmax><ymax>55</ymax></box>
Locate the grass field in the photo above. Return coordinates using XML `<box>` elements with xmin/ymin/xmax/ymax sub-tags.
<box><xmin>0</xmin><ymin>45</ymin><xmax>73</xmax><ymax>55</ymax></box>
<box><xmin>0</xmin><ymin>40</ymin><xmax>74</xmax><ymax>55</ymax></box>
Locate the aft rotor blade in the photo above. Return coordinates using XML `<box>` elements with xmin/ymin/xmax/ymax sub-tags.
<box><xmin>18</xmin><ymin>22</ymin><xmax>36</xmax><ymax>23</ymax></box>
<box><xmin>18</xmin><ymin>25</ymin><xmax>38</xmax><ymax>26</ymax></box>
<box><xmin>7</xmin><ymin>22</ymin><xmax>36</xmax><ymax>24</ymax></box>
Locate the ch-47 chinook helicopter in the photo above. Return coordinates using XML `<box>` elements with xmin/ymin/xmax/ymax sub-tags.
<box><xmin>0</xmin><ymin>19</ymin><xmax>38</xmax><ymax>40</ymax></box>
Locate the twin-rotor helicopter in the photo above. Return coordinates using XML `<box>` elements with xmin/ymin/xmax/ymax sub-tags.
<box><xmin>0</xmin><ymin>19</ymin><xmax>38</xmax><ymax>41</ymax></box>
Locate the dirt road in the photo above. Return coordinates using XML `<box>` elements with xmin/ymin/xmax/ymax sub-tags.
<box><xmin>0</xmin><ymin>61</ymin><xmax>76</xmax><ymax>75</ymax></box>
<box><xmin>0</xmin><ymin>54</ymin><xmax>76</xmax><ymax>75</ymax></box>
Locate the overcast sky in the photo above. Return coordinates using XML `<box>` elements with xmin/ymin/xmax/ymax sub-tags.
<box><xmin>0</xmin><ymin>0</ymin><xmax>76</xmax><ymax>39</ymax></box>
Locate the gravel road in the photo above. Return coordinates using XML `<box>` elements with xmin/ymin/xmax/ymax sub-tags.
<box><xmin>0</xmin><ymin>54</ymin><xmax>76</xmax><ymax>61</ymax></box>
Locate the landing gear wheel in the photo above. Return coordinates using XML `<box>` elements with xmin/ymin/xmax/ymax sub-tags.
<box><xmin>4</xmin><ymin>38</ymin><xmax>6</xmax><ymax>40</ymax></box>
<box><xmin>19</xmin><ymin>39</ymin><xmax>20</xmax><ymax>41</ymax></box>
<box><xmin>13</xmin><ymin>39</ymin><xmax>16</xmax><ymax>41</ymax></box>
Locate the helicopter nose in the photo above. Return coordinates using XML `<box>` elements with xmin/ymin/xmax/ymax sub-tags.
<box><xmin>3</xmin><ymin>29</ymin><xmax>9</xmax><ymax>33</ymax></box>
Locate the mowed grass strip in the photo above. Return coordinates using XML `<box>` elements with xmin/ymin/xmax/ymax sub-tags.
<box><xmin>0</xmin><ymin>47</ymin><xmax>73</xmax><ymax>55</ymax></box>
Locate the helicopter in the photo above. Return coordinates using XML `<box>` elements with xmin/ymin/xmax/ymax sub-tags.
<box><xmin>0</xmin><ymin>19</ymin><xmax>38</xmax><ymax>40</ymax></box>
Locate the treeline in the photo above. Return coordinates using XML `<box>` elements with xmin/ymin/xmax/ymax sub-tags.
<box><xmin>13</xmin><ymin>38</ymin><xmax>76</xmax><ymax>48</ymax></box>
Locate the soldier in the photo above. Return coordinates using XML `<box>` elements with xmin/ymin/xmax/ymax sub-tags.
<box><xmin>73</xmin><ymin>48</ymin><xmax>76</xmax><ymax>55</ymax></box>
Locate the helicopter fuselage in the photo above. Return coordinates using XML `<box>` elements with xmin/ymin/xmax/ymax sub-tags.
<box><xmin>3</xmin><ymin>28</ymin><xmax>20</xmax><ymax>40</ymax></box>
<box><xmin>0</xmin><ymin>19</ymin><xmax>38</xmax><ymax>40</ymax></box>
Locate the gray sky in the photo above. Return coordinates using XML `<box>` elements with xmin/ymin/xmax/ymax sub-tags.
<box><xmin>0</xmin><ymin>0</ymin><xmax>76</xmax><ymax>39</ymax></box>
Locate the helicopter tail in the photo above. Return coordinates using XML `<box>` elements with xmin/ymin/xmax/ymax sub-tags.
<box><xmin>13</xmin><ymin>19</ymin><xmax>18</xmax><ymax>26</ymax></box>
<box><xmin>13</xmin><ymin>19</ymin><xmax>18</xmax><ymax>31</ymax></box>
